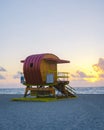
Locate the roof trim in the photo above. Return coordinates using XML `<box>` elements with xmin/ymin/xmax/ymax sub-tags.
<box><xmin>20</xmin><ymin>60</ymin><xmax>25</xmax><ymax>63</ymax></box>
<box><xmin>43</xmin><ymin>58</ymin><xmax>70</xmax><ymax>64</ymax></box>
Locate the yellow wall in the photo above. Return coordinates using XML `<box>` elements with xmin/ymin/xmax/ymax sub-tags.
<box><xmin>40</xmin><ymin>54</ymin><xmax>58</xmax><ymax>84</ymax></box>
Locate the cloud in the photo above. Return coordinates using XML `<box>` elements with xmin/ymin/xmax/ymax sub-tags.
<box><xmin>0</xmin><ymin>66</ymin><xmax>6</xmax><ymax>80</ymax></box>
<box><xmin>71</xmin><ymin>71</ymin><xmax>93</xmax><ymax>79</ymax></box>
<box><xmin>71</xmin><ymin>70</ymin><xmax>96</xmax><ymax>84</ymax></box>
<box><xmin>0</xmin><ymin>66</ymin><xmax>6</xmax><ymax>72</ymax></box>
<box><xmin>93</xmin><ymin>58</ymin><xmax>104</xmax><ymax>72</ymax></box>
<box><xmin>99</xmin><ymin>74</ymin><xmax>104</xmax><ymax>78</ymax></box>
<box><xmin>76</xmin><ymin>71</ymin><xmax>87</xmax><ymax>78</ymax></box>
<box><xmin>71</xmin><ymin>71</ymin><xmax>87</xmax><ymax>81</ymax></box>
<box><xmin>0</xmin><ymin>74</ymin><xmax>5</xmax><ymax>80</ymax></box>
<box><xmin>13</xmin><ymin>71</ymin><xmax>22</xmax><ymax>79</ymax></box>
<box><xmin>71</xmin><ymin>74</ymin><xmax>78</xmax><ymax>78</ymax></box>
<box><xmin>71</xmin><ymin>58</ymin><xmax>104</xmax><ymax>84</ymax></box>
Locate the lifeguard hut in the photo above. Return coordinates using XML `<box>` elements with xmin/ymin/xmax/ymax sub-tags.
<box><xmin>21</xmin><ymin>53</ymin><xmax>76</xmax><ymax>97</ymax></box>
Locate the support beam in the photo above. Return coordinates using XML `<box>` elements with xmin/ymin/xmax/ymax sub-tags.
<box><xmin>24</xmin><ymin>86</ymin><xmax>29</xmax><ymax>97</ymax></box>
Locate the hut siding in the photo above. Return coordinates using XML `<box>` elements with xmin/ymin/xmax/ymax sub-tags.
<box><xmin>22</xmin><ymin>53</ymin><xmax>68</xmax><ymax>86</ymax></box>
<box><xmin>40</xmin><ymin>60</ymin><xmax>57</xmax><ymax>84</ymax></box>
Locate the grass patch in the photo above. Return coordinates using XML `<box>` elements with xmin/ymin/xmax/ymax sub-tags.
<box><xmin>12</xmin><ymin>95</ymin><xmax>77</xmax><ymax>102</ymax></box>
<box><xmin>12</xmin><ymin>97</ymin><xmax>58</xmax><ymax>102</ymax></box>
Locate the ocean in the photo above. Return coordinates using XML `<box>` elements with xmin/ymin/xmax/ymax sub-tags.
<box><xmin>0</xmin><ymin>87</ymin><xmax>104</xmax><ymax>94</ymax></box>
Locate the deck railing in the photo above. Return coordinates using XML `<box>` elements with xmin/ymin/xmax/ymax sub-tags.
<box><xmin>45</xmin><ymin>70</ymin><xmax>69</xmax><ymax>82</ymax></box>
<box><xmin>57</xmin><ymin>72</ymin><xmax>69</xmax><ymax>81</ymax></box>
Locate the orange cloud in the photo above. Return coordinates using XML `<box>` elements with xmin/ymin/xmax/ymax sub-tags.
<box><xmin>70</xmin><ymin>57</ymin><xmax>104</xmax><ymax>85</ymax></box>
<box><xmin>99</xmin><ymin>74</ymin><xmax>104</xmax><ymax>78</ymax></box>
<box><xmin>92</xmin><ymin>58</ymin><xmax>104</xmax><ymax>81</ymax></box>
<box><xmin>93</xmin><ymin>58</ymin><xmax>104</xmax><ymax>73</ymax></box>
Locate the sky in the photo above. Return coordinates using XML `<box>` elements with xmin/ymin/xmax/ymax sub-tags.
<box><xmin>0</xmin><ymin>0</ymin><xmax>104</xmax><ymax>88</ymax></box>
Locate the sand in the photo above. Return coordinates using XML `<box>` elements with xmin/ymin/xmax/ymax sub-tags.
<box><xmin>0</xmin><ymin>94</ymin><xmax>104</xmax><ymax>130</ymax></box>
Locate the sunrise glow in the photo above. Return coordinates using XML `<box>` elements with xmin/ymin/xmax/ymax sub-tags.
<box><xmin>0</xmin><ymin>1</ymin><xmax>104</xmax><ymax>87</ymax></box>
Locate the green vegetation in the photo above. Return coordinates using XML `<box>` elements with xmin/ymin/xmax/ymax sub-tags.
<box><xmin>12</xmin><ymin>97</ymin><xmax>58</xmax><ymax>102</ymax></box>
<box><xmin>12</xmin><ymin>96</ymin><xmax>76</xmax><ymax>102</ymax></box>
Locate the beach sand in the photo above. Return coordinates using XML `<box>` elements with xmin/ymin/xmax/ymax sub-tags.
<box><xmin>0</xmin><ymin>94</ymin><xmax>104</xmax><ymax>130</ymax></box>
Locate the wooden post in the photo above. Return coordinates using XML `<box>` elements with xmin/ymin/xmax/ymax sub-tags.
<box><xmin>24</xmin><ymin>86</ymin><xmax>29</xmax><ymax>97</ymax></box>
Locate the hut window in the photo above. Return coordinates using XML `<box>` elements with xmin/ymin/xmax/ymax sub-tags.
<box><xmin>30</xmin><ymin>63</ymin><xmax>33</xmax><ymax>68</ymax></box>
<box><xmin>46</xmin><ymin>74</ymin><xmax>54</xmax><ymax>83</ymax></box>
